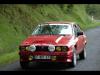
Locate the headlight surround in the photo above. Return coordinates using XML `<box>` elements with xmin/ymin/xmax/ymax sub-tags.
<box><xmin>28</xmin><ymin>45</ymin><xmax>36</xmax><ymax>52</ymax></box>
<box><xmin>48</xmin><ymin>45</ymin><xmax>55</xmax><ymax>52</ymax></box>
<box><xmin>19</xmin><ymin>46</ymin><xmax>27</xmax><ymax>50</ymax></box>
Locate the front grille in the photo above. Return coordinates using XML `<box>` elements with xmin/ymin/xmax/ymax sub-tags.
<box><xmin>36</xmin><ymin>46</ymin><xmax>48</xmax><ymax>52</ymax></box>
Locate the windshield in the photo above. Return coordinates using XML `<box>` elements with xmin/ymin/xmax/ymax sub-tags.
<box><xmin>32</xmin><ymin>24</ymin><xmax>73</xmax><ymax>35</ymax></box>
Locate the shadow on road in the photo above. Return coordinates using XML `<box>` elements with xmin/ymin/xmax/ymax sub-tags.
<box><xmin>20</xmin><ymin>62</ymin><xmax>73</xmax><ymax>71</ymax></box>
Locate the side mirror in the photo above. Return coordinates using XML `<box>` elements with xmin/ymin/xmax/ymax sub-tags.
<box><xmin>77</xmin><ymin>32</ymin><xmax>83</xmax><ymax>36</ymax></box>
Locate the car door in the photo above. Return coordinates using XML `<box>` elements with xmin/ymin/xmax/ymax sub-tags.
<box><xmin>73</xmin><ymin>24</ymin><xmax>84</xmax><ymax>54</ymax></box>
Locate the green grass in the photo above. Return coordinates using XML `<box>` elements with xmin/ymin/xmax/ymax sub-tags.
<box><xmin>0</xmin><ymin>51</ymin><xmax>19</xmax><ymax>67</ymax></box>
<box><xmin>0</xmin><ymin>4</ymin><xmax>100</xmax><ymax>67</ymax></box>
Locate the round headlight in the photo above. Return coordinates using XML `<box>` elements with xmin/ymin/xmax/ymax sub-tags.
<box><xmin>62</xmin><ymin>46</ymin><xmax>68</xmax><ymax>52</ymax></box>
<box><xmin>48</xmin><ymin>45</ymin><xmax>55</xmax><ymax>52</ymax></box>
<box><xmin>56</xmin><ymin>46</ymin><xmax>61</xmax><ymax>51</ymax></box>
<box><xmin>28</xmin><ymin>45</ymin><xmax>36</xmax><ymax>52</ymax></box>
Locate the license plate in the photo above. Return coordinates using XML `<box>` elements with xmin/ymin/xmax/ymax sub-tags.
<box><xmin>34</xmin><ymin>55</ymin><xmax>51</xmax><ymax>59</ymax></box>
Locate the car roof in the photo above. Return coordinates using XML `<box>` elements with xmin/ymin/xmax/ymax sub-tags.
<box><xmin>42</xmin><ymin>21</ymin><xmax>75</xmax><ymax>25</ymax></box>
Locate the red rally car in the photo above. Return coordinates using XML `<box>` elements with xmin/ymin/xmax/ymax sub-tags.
<box><xmin>19</xmin><ymin>21</ymin><xmax>87</xmax><ymax>69</ymax></box>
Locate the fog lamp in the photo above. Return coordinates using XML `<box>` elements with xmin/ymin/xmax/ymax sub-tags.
<box><xmin>29</xmin><ymin>56</ymin><xmax>33</xmax><ymax>61</ymax></box>
<box><xmin>51</xmin><ymin>56</ymin><xmax>56</xmax><ymax>61</ymax></box>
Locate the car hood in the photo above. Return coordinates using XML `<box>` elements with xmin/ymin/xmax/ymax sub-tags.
<box><xmin>20</xmin><ymin>35</ymin><xmax>73</xmax><ymax>46</ymax></box>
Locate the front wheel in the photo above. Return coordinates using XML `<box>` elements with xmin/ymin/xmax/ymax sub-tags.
<box><xmin>67</xmin><ymin>49</ymin><xmax>77</xmax><ymax>67</ymax></box>
<box><xmin>70</xmin><ymin>51</ymin><xmax>77</xmax><ymax>67</ymax></box>
<box><xmin>20</xmin><ymin>62</ymin><xmax>29</xmax><ymax>69</ymax></box>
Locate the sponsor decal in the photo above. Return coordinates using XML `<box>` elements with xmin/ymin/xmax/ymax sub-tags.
<box><xmin>66</xmin><ymin>36</ymin><xmax>78</xmax><ymax>47</ymax></box>
<box><xmin>55</xmin><ymin>36</ymin><xmax>64</xmax><ymax>43</ymax></box>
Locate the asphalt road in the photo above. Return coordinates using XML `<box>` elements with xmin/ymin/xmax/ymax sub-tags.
<box><xmin>0</xmin><ymin>26</ymin><xmax>100</xmax><ymax>71</ymax></box>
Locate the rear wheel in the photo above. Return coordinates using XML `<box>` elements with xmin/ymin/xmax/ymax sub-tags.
<box><xmin>79</xmin><ymin>47</ymin><xmax>86</xmax><ymax>60</ymax></box>
<box><xmin>20</xmin><ymin>61</ymin><xmax>29</xmax><ymax>69</ymax></box>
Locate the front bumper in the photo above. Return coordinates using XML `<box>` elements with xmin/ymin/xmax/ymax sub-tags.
<box><xmin>19</xmin><ymin>50</ymin><xmax>73</xmax><ymax>63</ymax></box>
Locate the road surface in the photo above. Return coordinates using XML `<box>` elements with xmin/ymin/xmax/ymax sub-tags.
<box><xmin>0</xmin><ymin>26</ymin><xmax>100</xmax><ymax>71</ymax></box>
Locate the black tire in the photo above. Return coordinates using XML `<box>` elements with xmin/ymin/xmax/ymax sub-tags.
<box><xmin>20</xmin><ymin>61</ymin><xmax>29</xmax><ymax>69</ymax></box>
<box><xmin>67</xmin><ymin>48</ymin><xmax>77</xmax><ymax>67</ymax></box>
<box><xmin>79</xmin><ymin>48</ymin><xmax>86</xmax><ymax>60</ymax></box>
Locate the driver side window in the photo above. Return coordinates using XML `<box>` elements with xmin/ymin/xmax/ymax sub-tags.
<box><xmin>73</xmin><ymin>24</ymin><xmax>78</xmax><ymax>36</ymax></box>
<box><xmin>73</xmin><ymin>24</ymin><xmax>81</xmax><ymax>36</ymax></box>
<box><xmin>76</xmin><ymin>24</ymin><xmax>82</xmax><ymax>32</ymax></box>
